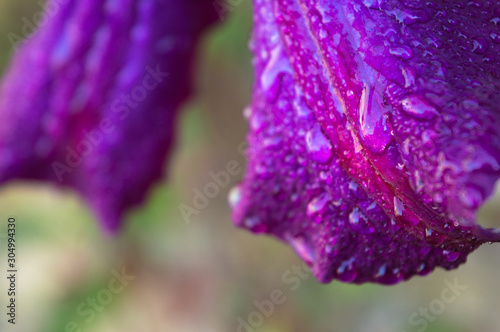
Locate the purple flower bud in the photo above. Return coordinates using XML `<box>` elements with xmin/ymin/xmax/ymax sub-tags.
<box><xmin>0</xmin><ymin>0</ymin><xmax>216</xmax><ymax>233</ymax></box>
<box><xmin>231</xmin><ymin>0</ymin><xmax>500</xmax><ymax>283</ymax></box>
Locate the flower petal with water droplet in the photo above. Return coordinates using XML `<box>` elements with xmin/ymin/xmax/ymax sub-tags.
<box><xmin>232</xmin><ymin>0</ymin><xmax>500</xmax><ymax>284</ymax></box>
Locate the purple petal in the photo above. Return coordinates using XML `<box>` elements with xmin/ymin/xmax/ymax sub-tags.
<box><xmin>0</xmin><ymin>0</ymin><xmax>216</xmax><ymax>233</ymax></box>
<box><xmin>232</xmin><ymin>0</ymin><xmax>500</xmax><ymax>283</ymax></box>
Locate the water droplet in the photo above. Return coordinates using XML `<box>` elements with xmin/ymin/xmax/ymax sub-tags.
<box><xmin>490</xmin><ymin>32</ymin><xmax>500</xmax><ymax>44</ymax></box>
<box><xmin>390</xmin><ymin>46</ymin><xmax>413</xmax><ymax>60</ymax></box>
<box><xmin>472</xmin><ymin>37</ymin><xmax>488</xmax><ymax>54</ymax></box>
<box><xmin>294</xmin><ymin>94</ymin><xmax>313</xmax><ymax>120</ymax></box>
<box><xmin>358</xmin><ymin>84</ymin><xmax>392</xmax><ymax>153</ymax></box>
<box><xmin>401</xmin><ymin>96</ymin><xmax>439</xmax><ymax>119</ymax></box>
<box><xmin>425</xmin><ymin>228</ymin><xmax>445</xmax><ymax>245</ymax></box>
<box><xmin>426</xmin><ymin>35</ymin><xmax>440</xmax><ymax>48</ymax></box>
<box><xmin>412</xmin><ymin>170</ymin><xmax>424</xmax><ymax>193</ymax></box>
<box><xmin>263</xmin><ymin>136</ymin><xmax>283</xmax><ymax>149</ymax></box>
<box><xmin>467</xmin><ymin>0</ymin><xmax>482</xmax><ymax>7</ymax></box>
<box><xmin>319</xmin><ymin>171</ymin><xmax>333</xmax><ymax>184</ymax></box>
<box><xmin>305</xmin><ymin>125</ymin><xmax>333</xmax><ymax>163</ymax></box>
<box><xmin>325</xmin><ymin>244</ymin><xmax>334</xmax><ymax>254</ymax></box>
<box><xmin>349</xmin><ymin>181</ymin><xmax>358</xmax><ymax>192</ymax></box>
<box><xmin>362</xmin><ymin>0</ymin><xmax>382</xmax><ymax>9</ymax></box>
<box><xmin>401</xmin><ymin>67</ymin><xmax>416</xmax><ymax>87</ymax></box>
<box><xmin>390</xmin><ymin>268</ymin><xmax>404</xmax><ymax>283</ymax></box>
<box><xmin>463</xmin><ymin>99</ymin><xmax>479</xmax><ymax>111</ymax></box>
<box><xmin>374</xmin><ymin>264</ymin><xmax>387</xmax><ymax>278</ymax></box>
<box><xmin>402</xmin><ymin>138</ymin><xmax>411</xmax><ymax>155</ymax></box>
<box><xmin>349</xmin><ymin>208</ymin><xmax>360</xmax><ymax>224</ymax></box>
<box><xmin>261</xmin><ymin>45</ymin><xmax>293</xmax><ymax>101</ymax></box>
<box><xmin>393</xmin><ymin>197</ymin><xmax>405</xmax><ymax>217</ymax></box>
<box><xmin>349</xmin><ymin>208</ymin><xmax>375</xmax><ymax>234</ymax></box>
<box><xmin>307</xmin><ymin>193</ymin><xmax>331</xmax><ymax>218</ymax></box>
<box><xmin>387</xmin><ymin>8</ymin><xmax>429</xmax><ymax>25</ymax></box>
<box><xmin>250</xmin><ymin>113</ymin><xmax>265</xmax><ymax>131</ymax></box>
<box><xmin>336</xmin><ymin>258</ymin><xmax>357</xmax><ymax>282</ymax></box>
<box><xmin>288</xmin><ymin>234</ymin><xmax>315</xmax><ymax>266</ymax></box>
<box><xmin>443</xmin><ymin>250</ymin><xmax>460</xmax><ymax>262</ymax></box>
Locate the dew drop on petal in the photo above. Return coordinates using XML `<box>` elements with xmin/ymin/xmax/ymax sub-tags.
<box><xmin>307</xmin><ymin>192</ymin><xmax>331</xmax><ymax>217</ymax></box>
<box><xmin>393</xmin><ymin>197</ymin><xmax>405</xmax><ymax>217</ymax></box>
<box><xmin>389</xmin><ymin>268</ymin><xmax>404</xmax><ymax>284</ymax></box>
<box><xmin>490</xmin><ymin>32</ymin><xmax>500</xmax><ymax>44</ymax></box>
<box><xmin>349</xmin><ymin>208</ymin><xmax>360</xmax><ymax>226</ymax></box>
<box><xmin>401</xmin><ymin>96</ymin><xmax>439</xmax><ymax>119</ymax></box>
<box><xmin>305</xmin><ymin>124</ymin><xmax>333</xmax><ymax>163</ymax></box>
<box><xmin>374</xmin><ymin>264</ymin><xmax>387</xmax><ymax>278</ymax></box>
<box><xmin>288</xmin><ymin>234</ymin><xmax>315</xmax><ymax>266</ymax></box>
<box><xmin>390</xmin><ymin>45</ymin><xmax>413</xmax><ymax>60</ymax></box>
<box><xmin>261</xmin><ymin>44</ymin><xmax>293</xmax><ymax>101</ymax></box>
<box><xmin>401</xmin><ymin>67</ymin><xmax>416</xmax><ymax>88</ymax></box>
<box><xmin>443</xmin><ymin>250</ymin><xmax>460</xmax><ymax>262</ymax></box>
<box><xmin>349</xmin><ymin>207</ymin><xmax>375</xmax><ymax>234</ymax></box>
<box><xmin>337</xmin><ymin>258</ymin><xmax>357</xmax><ymax>282</ymax></box>
<box><xmin>412</xmin><ymin>170</ymin><xmax>425</xmax><ymax>193</ymax></box>
<box><xmin>250</xmin><ymin>113</ymin><xmax>265</xmax><ymax>131</ymax></box>
<box><xmin>471</xmin><ymin>37</ymin><xmax>488</xmax><ymax>54</ymax></box>
<box><xmin>358</xmin><ymin>83</ymin><xmax>392</xmax><ymax>153</ymax></box>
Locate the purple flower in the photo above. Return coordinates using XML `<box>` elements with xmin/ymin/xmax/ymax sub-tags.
<box><xmin>0</xmin><ymin>0</ymin><xmax>216</xmax><ymax>233</ymax></box>
<box><xmin>231</xmin><ymin>0</ymin><xmax>500</xmax><ymax>284</ymax></box>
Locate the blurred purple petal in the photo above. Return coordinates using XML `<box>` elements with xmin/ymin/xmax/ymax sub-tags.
<box><xmin>232</xmin><ymin>0</ymin><xmax>500</xmax><ymax>283</ymax></box>
<box><xmin>0</xmin><ymin>0</ymin><xmax>216</xmax><ymax>233</ymax></box>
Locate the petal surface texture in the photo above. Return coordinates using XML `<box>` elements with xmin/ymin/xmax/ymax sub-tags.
<box><xmin>232</xmin><ymin>0</ymin><xmax>500</xmax><ymax>284</ymax></box>
<box><xmin>0</xmin><ymin>0</ymin><xmax>216</xmax><ymax>233</ymax></box>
